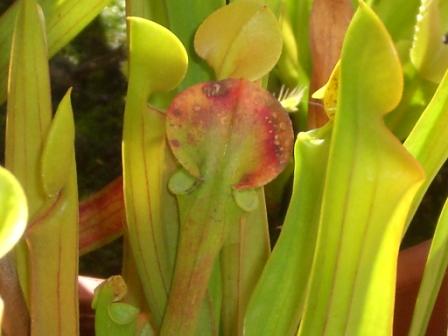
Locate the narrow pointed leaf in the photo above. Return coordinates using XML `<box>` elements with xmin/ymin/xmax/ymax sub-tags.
<box><xmin>27</xmin><ymin>148</ymin><xmax>79</xmax><ymax>336</ymax></box>
<box><xmin>41</xmin><ymin>89</ymin><xmax>75</xmax><ymax>198</ymax></box>
<box><xmin>5</xmin><ymin>0</ymin><xmax>53</xmax><ymax>305</ymax></box>
<box><xmin>404</xmin><ymin>69</ymin><xmax>448</xmax><ymax>232</ymax></box>
<box><xmin>5</xmin><ymin>0</ymin><xmax>52</xmax><ymax>216</ymax></box>
<box><xmin>194</xmin><ymin>1</ymin><xmax>282</xmax><ymax>80</ymax></box>
<box><xmin>7</xmin><ymin>1</ymin><xmax>79</xmax><ymax>334</ymax></box>
<box><xmin>298</xmin><ymin>3</ymin><xmax>424</xmax><ymax>335</ymax></box>
<box><xmin>0</xmin><ymin>0</ymin><xmax>111</xmax><ymax>104</ymax></box>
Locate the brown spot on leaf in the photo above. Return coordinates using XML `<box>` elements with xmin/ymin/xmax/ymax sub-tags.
<box><xmin>172</xmin><ymin>109</ymin><xmax>183</xmax><ymax>117</ymax></box>
<box><xmin>202</xmin><ymin>81</ymin><xmax>229</xmax><ymax>97</ymax></box>
<box><xmin>167</xmin><ymin>78</ymin><xmax>293</xmax><ymax>188</ymax></box>
<box><xmin>170</xmin><ymin>139</ymin><xmax>180</xmax><ymax>147</ymax></box>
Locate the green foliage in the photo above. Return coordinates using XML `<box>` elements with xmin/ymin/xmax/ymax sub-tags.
<box><xmin>194</xmin><ymin>0</ymin><xmax>282</xmax><ymax>81</ymax></box>
<box><xmin>0</xmin><ymin>167</ymin><xmax>27</xmax><ymax>259</ymax></box>
<box><xmin>298</xmin><ymin>4</ymin><xmax>423</xmax><ymax>334</ymax></box>
<box><xmin>1</xmin><ymin>0</ymin><xmax>448</xmax><ymax>335</ymax></box>
<box><xmin>121</xmin><ymin>17</ymin><xmax>188</xmax><ymax>326</ymax></box>
<box><xmin>92</xmin><ymin>276</ymin><xmax>144</xmax><ymax>335</ymax></box>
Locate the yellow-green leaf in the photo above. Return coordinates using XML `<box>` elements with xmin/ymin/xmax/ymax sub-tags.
<box><xmin>5</xmin><ymin>0</ymin><xmax>52</xmax><ymax>216</ymax></box>
<box><xmin>0</xmin><ymin>0</ymin><xmax>111</xmax><ymax>104</ymax></box>
<box><xmin>127</xmin><ymin>17</ymin><xmax>188</xmax><ymax>93</ymax></box>
<box><xmin>244</xmin><ymin>125</ymin><xmax>332</xmax><ymax>336</ymax></box>
<box><xmin>312</xmin><ymin>62</ymin><xmax>340</xmax><ymax>119</ymax></box>
<box><xmin>122</xmin><ymin>17</ymin><xmax>188</xmax><ymax>326</ymax></box>
<box><xmin>410</xmin><ymin>0</ymin><xmax>448</xmax><ymax>83</ymax></box>
<box><xmin>93</xmin><ymin>276</ymin><xmax>140</xmax><ymax>335</ymax></box>
<box><xmin>298</xmin><ymin>3</ymin><xmax>424</xmax><ymax>335</ymax></box>
<box><xmin>194</xmin><ymin>0</ymin><xmax>282</xmax><ymax>80</ymax></box>
<box><xmin>0</xmin><ymin>167</ymin><xmax>27</xmax><ymax>259</ymax></box>
<box><xmin>41</xmin><ymin>89</ymin><xmax>75</xmax><ymax>198</ymax></box>
<box><xmin>403</xmin><ymin>68</ymin><xmax>448</xmax><ymax>231</ymax></box>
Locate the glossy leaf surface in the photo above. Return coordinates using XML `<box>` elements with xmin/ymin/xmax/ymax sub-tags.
<box><xmin>5</xmin><ymin>0</ymin><xmax>52</xmax><ymax>216</ymax></box>
<box><xmin>194</xmin><ymin>1</ymin><xmax>282</xmax><ymax>80</ymax></box>
<box><xmin>6</xmin><ymin>1</ymin><xmax>79</xmax><ymax>334</ymax></box>
<box><xmin>128</xmin><ymin>17</ymin><xmax>188</xmax><ymax>93</ymax></box>
<box><xmin>122</xmin><ymin>17</ymin><xmax>187</xmax><ymax>326</ymax></box>
<box><xmin>41</xmin><ymin>90</ymin><xmax>75</xmax><ymax>198</ymax></box>
<box><xmin>0</xmin><ymin>167</ymin><xmax>27</xmax><ymax>259</ymax></box>
<box><xmin>404</xmin><ymin>69</ymin><xmax>448</xmax><ymax>231</ymax></box>
<box><xmin>93</xmin><ymin>276</ymin><xmax>139</xmax><ymax>336</ymax></box>
<box><xmin>298</xmin><ymin>3</ymin><xmax>424</xmax><ymax>335</ymax></box>
<box><xmin>244</xmin><ymin>125</ymin><xmax>332</xmax><ymax>336</ymax></box>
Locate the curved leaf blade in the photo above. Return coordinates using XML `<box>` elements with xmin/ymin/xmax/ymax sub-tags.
<box><xmin>5</xmin><ymin>0</ymin><xmax>52</xmax><ymax>216</ymax></box>
<box><xmin>93</xmin><ymin>276</ymin><xmax>140</xmax><ymax>336</ymax></box>
<box><xmin>127</xmin><ymin>17</ymin><xmax>188</xmax><ymax>93</ymax></box>
<box><xmin>122</xmin><ymin>17</ymin><xmax>187</xmax><ymax>326</ymax></box>
<box><xmin>244</xmin><ymin>125</ymin><xmax>332</xmax><ymax>336</ymax></box>
<box><xmin>404</xmin><ymin>69</ymin><xmax>448</xmax><ymax>231</ymax></box>
<box><xmin>41</xmin><ymin>89</ymin><xmax>75</xmax><ymax>198</ymax></box>
<box><xmin>298</xmin><ymin>3</ymin><xmax>424</xmax><ymax>335</ymax></box>
<box><xmin>0</xmin><ymin>167</ymin><xmax>27</xmax><ymax>259</ymax></box>
<box><xmin>194</xmin><ymin>1</ymin><xmax>282</xmax><ymax>80</ymax></box>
